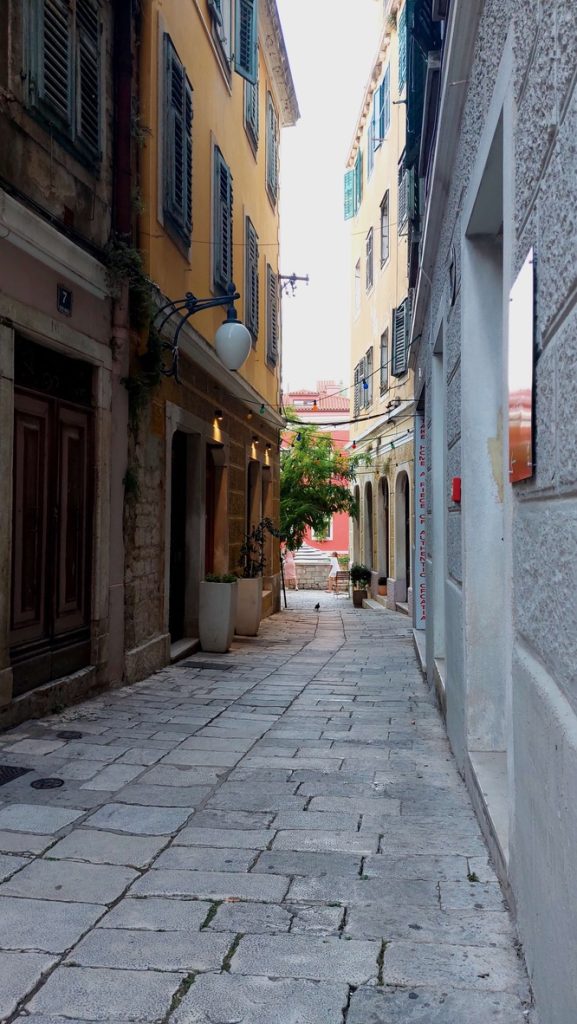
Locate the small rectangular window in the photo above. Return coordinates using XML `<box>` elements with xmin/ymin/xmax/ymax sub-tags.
<box><xmin>366</xmin><ymin>229</ymin><xmax>374</xmax><ymax>292</ymax></box>
<box><xmin>213</xmin><ymin>146</ymin><xmax>233</xmax><ymax>290</ymax></box>
<box><xmin>380</xmin><ymin>191</ymin><xmax>390</xmax><ymax>266</ymax></box>
<box><xmin>266</xmin><ymin>263</ymin><xmax>279</xmax><ymax>367</ymax></box>
<box><xmin>245</xmin><ymin>217</ymin><xmax>259</xmax><ymax>342</ymax></box>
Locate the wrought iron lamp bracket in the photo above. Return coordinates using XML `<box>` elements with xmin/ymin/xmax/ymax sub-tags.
<box><xmin>154</xmin><ymin>282</ymin><xmax>241</xmax><ymax>381</ymax></box>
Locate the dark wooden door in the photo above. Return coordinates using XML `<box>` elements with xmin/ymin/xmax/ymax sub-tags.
<box><xmin>205</xmin><ymin>446</ymin><xmax>216</xmax><ymax>576</ymax></box>
<box><xmin>169</xmin><ymin>431</ymin><xmax>188</xmax><ymax>641</ymax></box>
<box><xmin>11</xmin><ymin>393</ymin><xmax>92</xmax><ymax>695</ymax></box>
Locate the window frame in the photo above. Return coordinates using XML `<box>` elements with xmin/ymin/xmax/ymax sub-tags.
<box><xmin>266</xmin><ymin>92</ymin><xmax>279</xmax><ymax>205</ymax></box>
<box><xmin>244</xmin><ymin>72</ymin><xmax>259</xmax><ymax>154</ymax></box>
<box><xmin>213</xmin><ymin>145</ymin><xmax>234</xmax><ymax>292</ymax></box>
<box><xmin>245</xmin><ymin>215</ymin><xmax>259</xmax><ymax>343</ymax></box>
<box><xmin>163</xmin><ymin>35</ymin><xmax>194</xmax><ymax>248</ymax></box>
<box><xmin>266</xmin><ymin>263</ymin><xmax>279</xmax><ymax>368</ymax></box>
<box><xmin>380</xmin><ymin>327</ymin><xmax>389</xmax><ymax>395</ymax></box>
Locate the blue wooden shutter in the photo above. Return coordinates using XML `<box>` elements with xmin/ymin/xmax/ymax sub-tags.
<box><xmin>266</xmin><ymin>264</ymin><xmax>279</xmax><ymax>367</ymax></box>
<box><xmin>214</xmin><ymin>147</ymin><xmax>233</xmax><ymax>289</ymax></box>
<box><xmin>164</xmin><ymin>37</ymin><xmax>193</xmax><ymax>241</ymax></box>
<box><xmin>354</xmin><ymin>363</ymin><xmax>361</xmax><ymax>417</ymax></box>
<box><xmin>35</xmin><ymin>0</ymin><xmax>73</xmax><ymax>127</ymax></box>
<box><xmin>392</xmin><ymin>300</ymin><xmax>407</xmax><ymax>376</ymax></box>
<box><xmin>344</xmin><ymin>169</ymin><xmax>354</xmax><ymax>220</ymax></box>
<box><xmin>76</xmin><ymin>0</ymin><xmax>100</xmax><ymax>156</ymax></box>
<box><xmin>235</xmin><ymin>0</ymin><xmax>258</xmax><ymax>84</ymax></box>
<box><xmin>354</xmin><ymin>150</ymin><xmax>363</xmax><ymax>211</ymax></box>
<box><xmin>245</xmin><ymin>217</ymin><xmax>259</xmax><ymax>340</ymax></box>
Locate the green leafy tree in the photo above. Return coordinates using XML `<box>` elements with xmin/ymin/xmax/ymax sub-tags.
<box><xmin>280</xmin><ymin>423</ymin><xmax>366</xmax><ymax>550</ymax></box>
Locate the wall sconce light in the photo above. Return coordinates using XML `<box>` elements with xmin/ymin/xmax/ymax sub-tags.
<box><xmin>252</xmin><ymin>435</ymin><xmax>259</xmax><ymax>445</ymax></box>
<box><xmin>215</xmin><ymin>409</ymin><xmax>223</xmax><ymax>421</ymax></box>
<box><xmin>154</xmin><ymin>282</ymin><xmax>252</xmax><ymax>381</ymax></box>
<box><xmin>265</xmin><ymin>442</ymin><xmax>272</xmax><ymax>451</ymax></box>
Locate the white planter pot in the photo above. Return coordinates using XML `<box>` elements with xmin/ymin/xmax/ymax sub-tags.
<box><xmin>235</xmin><ymin>577</ymin><xmax>263</xmax><ymax>637</ymax></box>
<box><xmin>198</xmin><ymin>581</ymin><xmax>238</xmax><ymax>653</ymax></box>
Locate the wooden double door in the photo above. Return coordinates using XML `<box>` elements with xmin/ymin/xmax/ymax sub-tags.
<box><xmin>10</xmin><ymin>341</ymin><xmax>93</xmax><ymax>695</ymax></box>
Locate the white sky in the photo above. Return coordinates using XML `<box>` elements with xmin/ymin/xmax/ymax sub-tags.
<box><xmin>276</xmin><ymin>0</ymin><xmax>382</xmax><ymax>393</ymax></box>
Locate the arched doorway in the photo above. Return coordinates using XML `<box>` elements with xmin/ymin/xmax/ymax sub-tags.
<box><xmin>378</xmin><ymin>476</ymin><xmax>389</xmax><ymax>579</ymax></box>
<box><xmin>395</xmin><ymin>471</ymin><xmax>411</xmax><ymax>603</ymax></box>
<box><xmin>364</xmin><ymin>481</ymin><xmax>373</xmax><ymax>568</ymax></box>
<box><xmin>352</xmin><ymin>485</ymin><xmax>360</xmax><ymax>562</ymax></box>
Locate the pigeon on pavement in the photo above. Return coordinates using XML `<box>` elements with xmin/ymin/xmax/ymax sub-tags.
<box><xmin>314</xmin><ymin>602</ymin><xmax>320</xmax><ymax>611</ymax></box>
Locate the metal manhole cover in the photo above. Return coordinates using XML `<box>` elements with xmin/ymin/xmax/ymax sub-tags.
<box><xmin>30</xmin><ymin>778</ymin><xmax>65</xmax><ymax>790</ymax></box>
<box><xmin>56</xmin><ymin>730</ymin><xmax>83</xmax><ymax>739</ymax></box>
<box><xmin>0</xmin><ymin>765</ymin><xmax>31</xmax><ymax>787</ymax></box>
<box><xmin>182</xmin><ymin>661</ymin><xmax>233</xmax><ymax>671</ymax></box>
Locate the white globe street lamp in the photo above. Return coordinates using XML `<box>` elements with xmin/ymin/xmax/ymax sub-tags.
<box><xmin>154</xmin><ymin>282</ymin><xmax>252</xmax><ymax>380</ymax></box>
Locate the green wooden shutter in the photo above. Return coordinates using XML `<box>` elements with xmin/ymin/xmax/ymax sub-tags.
<box><xmin>235</xmin><ymin>0</ymin><xmax>258</xmax><ymax>85</ymax></box>
<box><xmin>36</xmin><ymin>0</ymin><xmax>73</xmax><ymax>127</ymax></box>
<box><xmin>266</xmin><ymin>264</ymin><xmax>279</xmax><ymax>367</ymax></box>
<box><xmin>245</xmin><ymin>217</ymin><xmax>259</xmax><ymax>340</ymax></box>
<box><xmin>392</xmin><ymin>300</ymin><xmax>407</xmax><ymax>376</ymax></box>
<box><xmin>382</xmin><ymin>66</ymin><xmax>391</xmax><ymax>137</ymax></box>
<box><xmin>266</xmin><ymin>94</ymin><xmax>278</xmax><ymax>201</ymax></box>
<box><xmin>164</xmin><ymin>37</ymin><xmax>193</xmax><ymax>241</ymax></box>
<box><xmin>398</xmin><ymin>3</ymin><xmax>407</xmax><ymax>92</ymax></box>
<box><xmin>344</xmin><ymin>169</ymin><xmax>354</xmax><ymax>220</ymax></box>
<box><xmin>214</xmin><ymin>147</ymin><xmax>233</xmax><ymax>289</ymax></box>
<box><xmin>76</xmin><ymin>0</ymin><xmax>100</xmax><ymax>156</ymax></box>
<box><xmin>354</xmin><ymin>150</ymin><xmax>363</xmax><ymax>211</ymax></box>
<box><xmin>245</xmin><ymin>77</ymin><xmax>259</xmax><ymax>148</ymax></box>
<box><xmin>353</xmin><ymin>363</ymin><xmax>361</xmax><ymax>418</ymax></box>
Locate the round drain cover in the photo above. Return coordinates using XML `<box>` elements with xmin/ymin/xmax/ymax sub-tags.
<box><xmin>31</xmin><ymin>778</ymin><xmax>65</xmax><ymax>789</ymax></box>
<box><xmin>56</xmin><ymin>731</ymin><xmax>83</xmax><ymax>740</ymax></box>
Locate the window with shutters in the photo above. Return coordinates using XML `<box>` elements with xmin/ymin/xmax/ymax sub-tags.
<box><xmin>380</xmin><ymin>328</ymin><xmax>389</xmax><ymax>394</ymax></box>
<box><xmin>244</xmin><ymin>74</ymin><xmax>259</xmax><ymax>153</ymax></box>
<box><xmin>398</xmin><ymin>3</ymin><xmax>407</xmax><ymax>92</ymax></box>
<box><xmin>344</xmin><ymin>149</ymin><xmax>363</xmax><ymax>220</ymax></box>
<box><xmin>266</xmin><ymin>93</ymin><xmax>279</xmax><ymax>204</ymax></box>
<box><xmin>368</xmin><ymin>106</ymin><xmax>375</xmax><ymax>179</ymax></box>
<box><xmin>365</xmin><ymin>347</ymin><xmax>373</xmax><ymax>405</ymax></box>
<box><xmin>353</xmin><ymin>363</ymin><xmax>361</xmax><ymax>418</ymax></box>
<box><xmin>266</xmin><ymin>263</ymin><xmax>279</xmax><ymax>368</ymax></box>
<box><xmin>398</xmin><ymin>154</ymin><xmax>408</xmax><ymax>232</ymax></box>
<box><xmin>366</xmin><ymin>229</ymin><xmax>374</xmax><ymax>292</ymax></box>
<box><xmin>28</xmin><ymin>0</ymin><xmax>102</xmax><ymax>165</ymax></box>
<box><xmin>354</xmin><ymin>149</ymin><xmax>363</xmax><ymax>211</ymax></box>
<box><xmin>208</xmin><ymin>0</ymin><xmax>258</xmax><ymax>84</ymax></box>
<box><xmin>164</xmin><ymin>37</ymin><xmax>193</xmax><ymax>246</ymax></box>
<box><xmin>213</xmin><ymin>146</ymin><xmax>234</xmax><ymax>291</ymax></box>
<box><xmin>245</xmin><ymin>217</ymin><xmax>259</xmax><ymax>342</ymax></box>
<box><xmin>392</xmin><ymin>299</ymin><xmax>408</xmax><ymax>376</ymax></box>
<box><xmin>380</xmin><ymin>191</ymin><xmax>390</xmax><ymax>266</ymax></box>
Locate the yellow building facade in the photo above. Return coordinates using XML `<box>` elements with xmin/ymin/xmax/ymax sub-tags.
<box><xmin>124</xmin><ymin>0</ymin><xmax>298</xmax><ymax>680</ymax></box>
<box><xmin>346</xmin><ymin>0</ymin><xmax>414</xmax><ymax>612</ymax></box>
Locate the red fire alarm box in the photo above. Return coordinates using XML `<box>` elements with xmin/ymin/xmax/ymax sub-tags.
<box><xmin>452</xmin><ymin>477</ymin><xmax>461</xmax><ymax>503</ymax></box>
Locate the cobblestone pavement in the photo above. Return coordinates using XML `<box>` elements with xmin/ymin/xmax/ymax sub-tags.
<box><xmin>0</xmin><ymin>594</ymin><xmax>535</xmax><ymax>1022</ymax></box>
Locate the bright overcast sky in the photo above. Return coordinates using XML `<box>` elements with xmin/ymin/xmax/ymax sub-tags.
<box><xmin>276</xmin><ymin>0</ymin><xmax>382</xmax><ymax>394</ymax></box>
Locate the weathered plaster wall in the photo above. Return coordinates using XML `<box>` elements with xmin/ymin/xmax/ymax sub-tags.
<box><xmin>417</xmin><ymin>2</ymin><xmax>577</xmax><ymax>1019</ymax></box>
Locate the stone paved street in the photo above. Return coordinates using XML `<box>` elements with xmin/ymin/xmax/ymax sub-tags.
<box><xmin>0</xmin><ymin>595</ymin><xmax>534</xmax><ymax>1022</ymax></box>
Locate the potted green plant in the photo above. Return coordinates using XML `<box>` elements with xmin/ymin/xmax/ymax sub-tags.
<box><xmin>236</xmin><ymin>518</ymin><xmax>277</xmax><ymax>636</ymax></box>
<box><xmin>350</xmin><ymin>563</ymin><xmax>371</xmax><ymax>608</ymax></box>
<box><xmin>377</xmin><ymin>576</ymin><xmax>387</xmax><ymax>597</ymax></box>
<box><xmin>199</xmin><ymin>574</ymin><xmax>238</xmax><ymax>652</ymax></box>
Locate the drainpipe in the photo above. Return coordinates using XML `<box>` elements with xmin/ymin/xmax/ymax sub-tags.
<box><xmin>107</xmin><ymin>0</ymin><xmax>135</xmax><ymax>683</ymax></box>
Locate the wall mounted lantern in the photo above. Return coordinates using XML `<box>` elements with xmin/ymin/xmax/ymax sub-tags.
<box><xmin>154</xmin><ymin>282</ymin><xmax>252</xmax><ymax>381</ymax></box>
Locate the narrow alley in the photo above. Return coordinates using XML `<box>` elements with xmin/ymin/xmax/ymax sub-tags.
<box><xmin>0</xmin><ymin>598</ymin><xmax>533</xmax><ymax>1023</ymax></box>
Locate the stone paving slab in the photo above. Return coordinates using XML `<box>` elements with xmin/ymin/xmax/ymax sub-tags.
<box><xmin>26</xmin><ymin>966</ymin><xmax>183</xmax><ymax>1020</ymax></box>
<box><xmin>154</xmin><ymin>845</ymin><xmax>257</xmax><ymax>872</ymax></box>
<box><xmin>0</xmin><ymin>896</ymin><xmax>103</xmax><ymax>951</ymax></box>
<box><xmin>46</xmin><ymin>829</ymin><xmax>167</xmax><ymax>867</ymax></box>
<box><xmin>344</xmin><ymin>904</ymin><xmax>517</xmax><ymax>947</ymax></box>
<box><xmin>0</xmin><ymin>950</ymin><xmax>58</xmax><ymax>1018</ymax></box>
<box><xmin>84</xmin><ymin>803</ymin><xmax>191</xmax><ymax>834</ymax></box>
<box><xmin>381</xmin><ymin>940</ymin><xmax>530</xmax><ymax>997</ymax></box>
<box><xmin>0</xmin><ymin>804</ymin><xmax>84</xmax><ymax>834</ymax></box>
<box><xmin>174</xmin><ymin>826</ymin><xmax>271</xmax><ymax>849</ymax></box>
<box><xmin>172</xmin><ymin>973</ymin><xmax>349</xmax><ymax>1024</ymax></box>
<box><xmin>0</xmin><ymin>858</ymin><xmax>138</xmax><ymax>904</ymax></box>
<box><xmin>130</xmin><ymin>868</ymin><xmax>289</xmax><ymax>902</ymax></box>
<box><xmin>97</xmin><ymin>896</ymin><xmax>212</xmax><ymax>932</ymax></box>
<box><xmin>66</xmin><ymin>927</ymin><xmax>233</xmax><ymax>972</ymax></box>
<box><xmin>347</xmin><ymin>986</ymin><xmax>532</xmax><ymax>1023</ymax></box>
<box><xmin>230</xmin><ymin>933</ymin><xmax>381</xmax><ymax>984</ymax></box>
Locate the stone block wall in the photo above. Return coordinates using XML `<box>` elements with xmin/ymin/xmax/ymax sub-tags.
<box><xmin>294</xmin><ymin>563</ymin><xmax>332</xmax><ymax>590</ymax></box>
